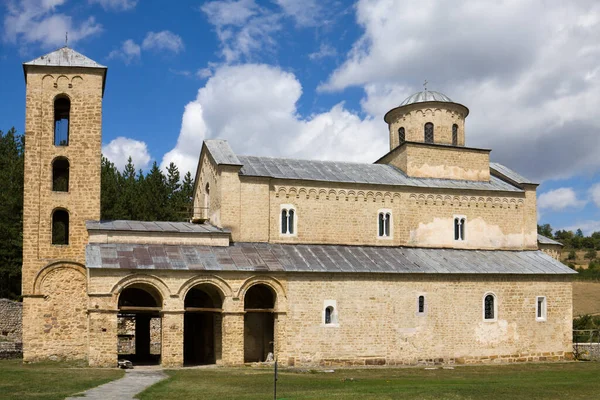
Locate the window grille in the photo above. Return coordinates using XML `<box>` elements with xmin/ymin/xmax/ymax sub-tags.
<box><xmin>484</xmin><ymin>294</ymin><xmax>495</xmax><ymax>320</ymax></box>
<box><xmin>418</xmin><ymin>295</ymin><xmax>425</xmax><ymax>313</ymax></box>
<box><xmin>452</xmin><ymin>124</ymin><xmax>458</xmax><ymax>146</ymax></box>
<box><xmin>398</xmin><ymin>127</ymin><xmax>405</xmax><ymax>144</ymax></box>
<box><xmin>424</xmin><ymin>122</ymin><xmax>434</xmax><ymax>143</ymax></box>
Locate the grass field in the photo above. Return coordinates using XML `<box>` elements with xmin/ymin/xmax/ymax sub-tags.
<box><xmin>0</xmin><ymin>359</ymin><xmax>123</xmax><ymax>400</ymax></box>
<box><xmin>138</xmin><ymin>362</ymin><xmax>600</xmax><ymax>400</ymax></box>
<box><xmin>573</xmin><ymin>281</ymin><xmax>600</xmax><ymax>316</ymax></box>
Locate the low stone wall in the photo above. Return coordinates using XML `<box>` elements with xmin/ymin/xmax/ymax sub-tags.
<box><xmin>574</xmin><ymin>343</ymin><xmax>600</xmax><ymax>361</ymax></box>
<box><xmin>0</xmin><ymin>299</ymin><xmax>23</xmax><ymax>359</ymax></box>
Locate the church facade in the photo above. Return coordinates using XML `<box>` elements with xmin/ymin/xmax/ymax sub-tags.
<box><xmin>21</xmin><ymin>47</ymin><xmax>573</xmax><ymax>368</ymax></box>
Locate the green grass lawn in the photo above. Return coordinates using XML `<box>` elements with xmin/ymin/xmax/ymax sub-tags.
<box><xmin>0</xmin><ymin>359</ymin><xmax>124</xmax><ymax>400</ymax></box>
<box><xmin>138</xmin><ymin>362</ymin><xmax>600</xmax><ymax>400</ymax></box>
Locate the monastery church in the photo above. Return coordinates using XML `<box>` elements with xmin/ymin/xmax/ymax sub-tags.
<box><xmin>21</xmin><ymin>46</ymin><xmax>573</xmax><ymax>368</ymax></box>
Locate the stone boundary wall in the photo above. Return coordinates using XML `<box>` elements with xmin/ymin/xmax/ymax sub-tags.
<box><xmin>0</xmin><ymin>342</ymin><xmax>23</xmax><ymax>359</ymax></box>
<box><xmin>0</xmin><ymin>299</ymin><xmax>23</xmax><ymax>359</ymax></box>
<box><xmin>574</xmin><ymin>343</ymin><xmax>600</xmax><ymax>361</ymax></box>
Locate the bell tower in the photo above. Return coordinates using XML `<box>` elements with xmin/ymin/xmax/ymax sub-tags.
<box><xmin>21</xmin><ymin>47</ymin><xmax>106</xmax><ymax>361</ymax></box>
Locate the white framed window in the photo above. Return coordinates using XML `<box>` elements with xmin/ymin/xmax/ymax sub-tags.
<box><xmin>280</xmin><ymin>204</ymin><xmax>297</xmax><ymax>236</ymax></box>
<box><xmin>323</xmin><ymin>300</ymin><xmax>338</xmax><ymax>326</ymax></box>
<box><xmin>378</xmin><ymin>209</ymin><xmax>392</xmax><ymax>239</ymax></box>
<box><xmin>454</xmin><ymin>215</ymin><xmax>466</xmax><ymax>241</ymax></box>
<box><xmin>536</xmin><ymin>296</ymin><xmax>547</xmax><ymax>321</ymax></box>
<box><xmin>483</xmin><ymin>292</ymin><xmax>497</xmax><ymax>322</ymax></box>
<box><xmin>416</xmin><ymin>294</ymin><xmax>427</xmax><ymax>316</ymax></box>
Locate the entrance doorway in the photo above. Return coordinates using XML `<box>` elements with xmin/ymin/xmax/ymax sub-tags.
<box><xmin>244</xmin><ymin>284</ymin><xmax>275</xmax><ymax>362</ymax></box>
<box><xmin>117</xmin><ymin>285</ymin><xmax>162</xmax><ymax>365</ymax></box>
<box><xmin>184</xmin><ymin>284</ymin><xmax>223</xmax><ymax>365</ymax></box>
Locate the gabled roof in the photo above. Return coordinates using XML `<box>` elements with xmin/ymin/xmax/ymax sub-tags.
<box><xmin>490</xmin><ymin>162</ymin><xmax>537</xmax><ymax>186</ymax></box>
<box><xmin>87</xmin><ymin>242</ymin><xmax>576</xmax><ymax>275</ymax></box>
<box><xmin>23</xmin><ymin>46</ymin><xmax>106</xmax><ymax>69</ymax></box>
<box><xmin>537</xmin><ymin>234</ymin><xmax>564</xmax><ymax>247</ymax></box>
<box><xmin>204</xmin><ymin>139</ymin><xmax>242</xmax><ymax>165</ymax></box>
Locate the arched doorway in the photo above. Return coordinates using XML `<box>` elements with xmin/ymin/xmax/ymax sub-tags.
<box><xmin>244</xmin><ymin>284</ymin><xmax>276</xmax><ymax>362</ymax></box>
<box><xmin>117</xmin><ymin>285</ymin><xmax>162</xmax><ymax>365</ymax></box>
<box><xmin>184</xmin><ymin>284</ymin><xmax>223</xmax><ymax>365</ymax></box>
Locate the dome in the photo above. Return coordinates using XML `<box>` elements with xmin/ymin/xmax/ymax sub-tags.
<box><xmin>400</xmin><ymin>90</ymin><xmax>453</xmax><ymax>106</ymax></box>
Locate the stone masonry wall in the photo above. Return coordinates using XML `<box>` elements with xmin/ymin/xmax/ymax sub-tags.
<box><xmin>0</xmin><ymin>299</ymin><xmax>22</xmax><ymax>342</ymax></box>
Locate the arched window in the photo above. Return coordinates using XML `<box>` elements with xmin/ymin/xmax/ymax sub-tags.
<box><xmin>418</xmin><ymin>295</ymin><xmax>425</xmax><ymax>314</ymax></box>
<box><xmin>52</xmin><ymin>157</ymin><xmax>69</xmax><ymax>192</ymax></box>
<box><xmin>54</xmin><ymin>96</ymin><xmax>70</xmax><ymax>146</ymax></box>
<box><xmin>398</xmin><ymin>127</ymin><xmax>405</xmax><ymax>144</ymax></box>
<box><xmin>52</xmin><ymin>209</ymin><xmax>69</xmax><ymax>245</ymax></box>
<box><xmin>378</xmin><ymin>211</ymin><xmax>391</xmax><ymax>237</ymax></box>
<box><xmin>325</xmin><ymin>306</ymin><xmax>334</xmax><ymax>324</ymax></box>
<box><xmin>452</xmin><ymin>124</ymin><xmax>458</xmax><ymax>146</ymax></box>
<box><xmin>454</xmin><ymin>216</ymin><xmax>466</xmax><ymax>241</ymax></box>
<box><xmin>281</xmin><ymin>206</ymin><xmax>296</xmax><ymax>235</ymax></box>
<box><xmin>484</xmin><ymin>293</ymin><xmax>496</xmax><ymax>320</ymax></box>
<box><xmin>204</xmin><ymin>183</ymin><xmax>210</xmax><ymax>218</ymax></box>
<box><xmin>424</xmin><ymin>122</ymin><xmax>434</xmax><ymax>143</ymax></box>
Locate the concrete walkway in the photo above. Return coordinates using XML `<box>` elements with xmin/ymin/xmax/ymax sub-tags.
<box><xmin>65</xmin><ymin>368</ymin><xmax>167</xmax><ymax>400</ymax></box>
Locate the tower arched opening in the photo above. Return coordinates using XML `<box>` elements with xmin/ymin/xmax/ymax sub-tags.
<box><xmin>52</xmin><ymin>157</ymin><xmax>69</xmax><ymax>192</ymax></box>
<box><xmin>244</xmin><ymin>284</ymin><xmax>276</xmax><ymax>362</ymax></box>
<box><xmin>53</xmin><ymin>96</ymin><xmax>70</xmax><ymax>146</ymax></box>
<box><xmin>184</xmin><ymin>284</ymin><xmax>224</xmax><ymax>365</ymax></box>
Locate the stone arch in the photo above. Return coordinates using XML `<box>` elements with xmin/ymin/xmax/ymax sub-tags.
<box><xmin>177</xmin><ymin>275</ymin><xmax>233</xmax><ymax>305</ymax></box>
<box><xmin>237</xmin><ymin>276</ymin><xmax>287</xmax><ymax>312</ymax></box>
<box><xmin>33</xmin><ymin>260</ymin><xmax>86</xmax><ymax>295</ymax></box>
<box><xmin>110</xmin><ymin>274</ymin><xmax>171</xmax><ymax>307</ymax></box>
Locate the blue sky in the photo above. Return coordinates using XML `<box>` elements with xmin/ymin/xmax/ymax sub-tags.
<box><xmin>2</xmin><ymin>0</ymin><xmax>600</xmax><ymax>235</ymax></box>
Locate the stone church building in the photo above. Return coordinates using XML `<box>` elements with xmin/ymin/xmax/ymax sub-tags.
<box><xmin>21</xmin><ymin>47</ymin><xmax>573</xmax><ymax>368</ymax></box>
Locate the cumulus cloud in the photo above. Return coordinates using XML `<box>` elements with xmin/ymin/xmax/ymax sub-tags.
<box><xmin>107</xmin><ymin>39</ymin><xmax>140</xmax><ymax>64</ymax></box>
<box><xmin>102</xmin><ymin>137</ymin><xmax>151</xmax><ymax>171</ymax></box>
<box><xmin>318</xmin><ymin>0</ymin><xmax>600</xmax><ymax>182</ymax></box>
<box><xmin>161</xmin><ymin>63</ymin><xmax>385</xmax><ymax>176</ymax></box>
<box><xmin>589</xmin><ymin>183</ymin><xmax>600</xmax><ymax>208</ymax></box>
<box><xmin>4</xmin><ymin>0</ymin><xmax>102</xmax><ymax>48</ymax></box>
<box><xmin>563</xmin><ymin>220</ymin><xmax>600</xmax><ymax>236</ymax></box>
<box><xmin>538</xmin><ymin>188</ymin><xmax>586</xmax><ymax>211</ymax></box>
<box><xmin>142</xmin><ymin>30</ymin><xmax>184</xmax><ymax>54</ymax></box>
<box><xmin>89</xmin><ymin>0</ymin><xmax>137</xmax><ymax>11</ymax></box>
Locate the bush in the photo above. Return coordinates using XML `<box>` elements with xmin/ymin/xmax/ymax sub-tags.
<box><xmin>568</xmin><ymin>250</ymin><xmax>577</xmax><ymax>260</ymax></box>
<box><xmin>585</xmin><ymin>248</ymin><xmax>597</xmax><ymax>260</ymax></box>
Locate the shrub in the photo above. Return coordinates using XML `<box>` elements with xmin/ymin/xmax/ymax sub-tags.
<box><xmin>585</xmin><ymin>248</ymin><xmax>597</xmax><ymax>260</ymax></box>
<box><xmin>568</xmin><ymin>250</ymin><xmax>577</xmax><ymax>260</ymax></box>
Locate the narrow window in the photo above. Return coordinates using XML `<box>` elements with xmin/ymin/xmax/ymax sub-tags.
<box><xmin>54</xmin><ymin>96</ymin><xmax>70</xmax><ymax>146</ymax></box>
<box><xmin>378</xmin><ymin>211</ymin><xmax>391</xmax><ymax>238</ymax></box>
<box><xmin>418</xmin><ymin>295</ymin><xmax>425</xmax><ymax>313</ymax></box>
<box><xmin>452</xmin><ymin>124</ymin><xmax>458</xmax><ymax>146</ymax></box>
<box><xmin>280</xmin><ymin>206</ymin><xmax>296</xmax><ymax>235</ymax></box>
<box><xmin>536</xmin><ymin>296</ymin><xmax>547</xmax><ymax>321</ymax></box>
<box><xmin>325</xmin><ymin>306</ymin><xmax>333</xmax><ymax>324</ymax></box>
<box><xmin>398</xmin><ymin>127</ymin><xmax>405</xmax><ymax>144</ymax></box>
<box><xmin>484</xmin><ymin>294</ymin><xmax>495</xmax><ymax>320</ymax></box>
<box><xmin>424</xmin><ymin>122</ymin><xmax>434</xmax><ymax>143</ymax></box>
<box><xmin>454</xmin><ymin>217</ymin><xmax>466</xmax><ymax>241</ymax></box>
<box><xmin>52</xmin><ymin>209</ymin><xmax>69</xmax><ymax>245</ymax></box>
<box><xmin>281</xmin><ymin>209</ymin><xmax>288</xmax><ymax>234</ymax></box>
<box><xmin>52</xmin><ymin>157</ymin><xmax>69</xmax><ymax>192</ymax></box>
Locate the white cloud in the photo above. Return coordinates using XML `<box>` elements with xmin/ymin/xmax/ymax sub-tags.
<box><xmin>538</xmin><ymin>188</ymin><xmax>586</xmax><ymax>211</ymax></box>
<box><xmin>563</xmin><ymin>220</ymin><xmax>600</xmax><ymax>236</ymax></box>
<box><xmin>308</xmin><ymin>43</ymin><xmax>337</xmax><ymax>60</ymax></box>
<box><xmin>102</xmin><ymin>137</ymin><xmax>151</xmax><ymax>171</ymax></box>
<box><xmin>274</xmin><ymin>0</ymin><xmax>324</xmax><ymax>27</ymax></box>
<box><xmin>316</xmin><ymin>0</ymin><xmax>600</xmax><ymax>182</ymax></box>
<box><xmin>142</xmin><ymin>30</ymin><xmax>184</xmax><ymax>54</ymax></box>
<box><xmin>89</xmin><ymin>0</ymin><xmax>137</xmax><ymax>11</ymax></box>
<box><xmin>107</xmin><ymin>39</ymin><xmax>140</xmax><ymax>64</ymax></box>
<box><xmin>4</xmin><ymin>0</ymin><xmax>102</xmax><ymax>48</ymax></box>
<box><xmin>161</xmin><ymin>63</ymin><xmax>385</xmax><ymax>176</ymax></box>
<box><xmin>589</xmin><ymin>183</ymin><xmax>600</xmax><ymax>208</ymax></box>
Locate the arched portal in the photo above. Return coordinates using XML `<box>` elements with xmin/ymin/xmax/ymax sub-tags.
<box><xmin>184</xmin><ymin>284</ymin><xmax>223</xmax><ymax>365</ymax></box>
<box><xmin>117</xmin><ymin>285</ymin><xmax>162</xmax><ymax>365</ymax></box>
<box><xmin>244</xmin><ymin>284</ymin><xmax>276</xmax><ymax>362</ymax></box>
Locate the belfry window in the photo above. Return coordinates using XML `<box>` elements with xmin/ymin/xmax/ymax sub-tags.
<box><xmin>424</xmin><ymin>122</ymin><xmax>434</xmax><ymax>143</ymax></box>
<box><xmin>484</xmin><ymin>293</ymin><xmax>496</xmax><ymax>321</ymax></box>
<box><xmin>378</xmin><ymin>211</ymin><xmax>391</xmax><ymax>237</ymax></box>
<box><xmin>281</xmin><ymin>206</ymin><xmax>296</xmax><ymax>235</ymax></box>
<box><xmin>52</xmin><ymin>209</ymin><xmax>69</xmax><ymax>245</ymax></box>
<box><xmin>452</xmin><ymin>124</ymin><xmax>458</xmax><ymax>146</ymax></box>
<box><xmin>52</xmin><ymin>157</ymin><xmax>69</xmax><ymax>192</ymax></box>
<box><xmin>54</xmin><ymin>96</ymin><xmax>70</xmax><ymax>146</ymax></box>
<box><xmin>398</xmin><ymin>127</ymin><xmax>405</xmax><ymax>144</ymax></box>
<box><xmin>454</xmin><ymin>216</ymin><xmax>466</xmax><ymax>241</ymax></box>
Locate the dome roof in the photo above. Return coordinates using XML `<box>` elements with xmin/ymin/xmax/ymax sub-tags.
<box><xmin>400</xmin><ymin>90</ymin><xmax>453</xmax><ymax>106</ymax></box>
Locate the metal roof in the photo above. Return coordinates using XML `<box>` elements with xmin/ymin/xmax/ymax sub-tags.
<box><xmin>490</xmin><ymin>162</ymin><xmax>536</xmax><ymax>185</ymax></box>
<box><xmin>23</xmin><ymin>46</ymin><xmax>106</xmax><ymax>69</ymax></box>
<box><xmin>236</xmin><ymin>155</ymin><xmax>522</xmax><ymax>192</ymax></box>
<box><xmin>400</xmin><ymin>90</ymin><xmax>453</xmax><ymax>106</ymax></box>
<box><xmin>537</xmin><ymin>234</ymin><xmax>564</xmax><ymax>246</ymax></box>
<box><xmin>87</xmin><ymin>242</ymin><xmax>575</xmax><ymax>275</ymax></box>
<box><xmin>86</xmin><ymin>220</ymin><xmax>229</xmax><ymax>234</ymax></box>
<box><xmin>204</xmin><ymin>140</ymin><xmax>242</xmax><ymax>166</ymax></box>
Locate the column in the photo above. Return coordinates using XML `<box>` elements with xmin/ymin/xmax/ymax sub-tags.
<box><xmin>221</xmin><ymin>312</ymin><xmax>245</xmax><ymax>365</ymax></box>
<box><xmin>88</xmin><ymin>310</ymin><xmax>118</xmax><ymax>367</ymax></box>
<box><xmin>161</xmin><ymin>311</ymin><xmax>184</xmax><ymax>367</ymax></box>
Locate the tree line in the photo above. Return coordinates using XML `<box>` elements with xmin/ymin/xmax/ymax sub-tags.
<box><xmin>0</xmin><ymin>128</ymin><xmax>194</xmax><ymax>300</ymax></box>
<box><xmin>538</xmin><ymin>223</ymin><xmax>600</xmax><ymax>251</ymax></box>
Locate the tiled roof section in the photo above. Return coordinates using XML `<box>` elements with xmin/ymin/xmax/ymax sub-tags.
<box><xmin>23</xmin><ymin>47</ymin><xmax>106</xmax><ymax>69</ymax></box>
<box><xmin>86</xmin><ymin>220</ymin><xmax>230</xmax><ymax>234</ymax></box>
<box><xmin>204</xmin><ymin>140</ymin><xmax>242</xmax><ymax>165</ymax></box>
<box><xmin>537</xmin><ymin>234</ymin><xmax>564</xmax><ymax>247</ymax></box>
<box><xmin>87</xmin><ymin>242</ymin><xmax>576</xmax><ymax>275</ymax></box>
<box><xmin>237</xmin><ymin>155</ymin><xmax>522</xmax><ymax>192</ymax></box>
<box><xmin>490</xmin><ymin>162</ymin><xmax>536</xmax><ymax>185</ymax></box>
